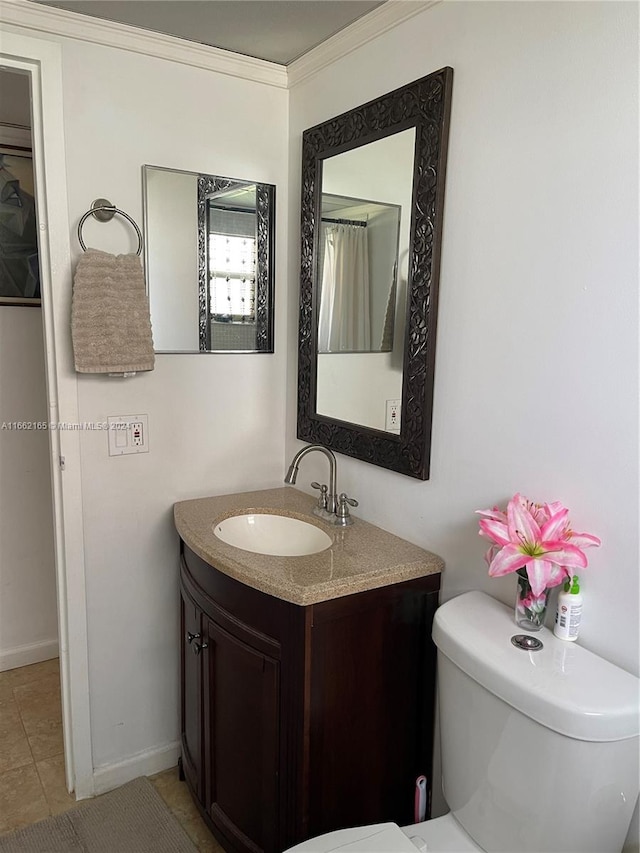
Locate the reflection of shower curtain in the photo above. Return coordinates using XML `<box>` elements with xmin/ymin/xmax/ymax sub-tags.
<box><xmin>318</xmin><ymin>223</ymin><xmax>371</xmax><ymax>352</ymax></box>
<box><xmin>380</xmin><ymin>273</ymin><xmax>396</xmax><ymax>351</ymax></box>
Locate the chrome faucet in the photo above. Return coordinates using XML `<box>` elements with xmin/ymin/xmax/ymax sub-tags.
<box><xmin>285</xmin><ymin>444</ymin><xmax>338</xmax><ymax>516</ymax></box>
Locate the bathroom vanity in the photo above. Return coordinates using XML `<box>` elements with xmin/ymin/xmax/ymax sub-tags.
<box><xmin>174</xmin><ymin>487</ymin><xmax>443</xmax><ymax>853</ymax></box>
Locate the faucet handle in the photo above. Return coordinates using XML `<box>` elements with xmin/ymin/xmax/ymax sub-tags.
<box><xmin>339</xmin><ymin>493</ymin><xmax>358</xmax><ymax>507</ymax></box>
<box><xmin>311</xmin><ymin>482</ymin><xmax>329</xmax><ymax>516</ymax></box>
<box><xmin>335</xmin><ymin>493</ymin><xmax>358</xmax><ymax>526</ymax></box>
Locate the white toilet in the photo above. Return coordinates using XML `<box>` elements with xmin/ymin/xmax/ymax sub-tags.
<box><xmin>286</xmin><ymin>591</ymin><xmax>639</xmax><ymax>853</ymax></box>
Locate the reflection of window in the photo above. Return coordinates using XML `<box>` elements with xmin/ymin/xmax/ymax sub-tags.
<box><xmin>208</xmin><ymin>207</ymin><xmax>256</xmax><ymax>323</ymax></box>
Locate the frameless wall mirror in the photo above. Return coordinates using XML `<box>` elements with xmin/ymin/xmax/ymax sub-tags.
<box><xmin>297</xmin><ymin>67</ymin><xmax>453</xmax><ymax>479</ymax></box>
<box><xmin>142</xmin><ymin>165</ymin><xmax>275</xmax><ymax>353</ymax></box>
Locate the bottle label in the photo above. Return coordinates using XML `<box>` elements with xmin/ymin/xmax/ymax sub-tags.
<box><xmin>557</xmin><ymin>603</ymin><xmax>569</xmax><ymax>629</ymax></box>
<box><xmin>568</xmin><ymin>602</ymin><xmax>582</xmax><ymax>637</ymax></box>
<box><xmin>554</xmin><ymin>600</ymin><xmax>582</xmax><ymax>639</ymax></box>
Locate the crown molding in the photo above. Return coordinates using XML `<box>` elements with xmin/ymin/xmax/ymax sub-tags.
<box><xmin>0</xmin><ymin>0</ymin><xmax>441</xmax><ymax>91</ymax></box>
<box><xmin>0</xmin><ymin>0</ymin><xmax>288</xmax><ymax>89</ymax></box>
<box><xmin>287</xmin><ymin>0</ymin><xmax>442</xmax><ymax>88</ymax></box>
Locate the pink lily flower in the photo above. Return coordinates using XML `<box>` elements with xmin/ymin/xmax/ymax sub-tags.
<box><xmin>542</xmin><ymin>500</ymin><xmax>602</xmax><ymax>554</ymax></box>
<box><xmin>477</xmin><ymin>494</ymin><xmax>594</xmax><ymax>596</ymax></box>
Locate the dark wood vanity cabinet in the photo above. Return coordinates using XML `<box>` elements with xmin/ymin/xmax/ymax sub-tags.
<box><xmin>179</xmin><ymin>592</ymin><xmax>204</xmax><ymax>799</ymax></box>
<box><xmin>179</xmin><ymin>541</ymin><xmax>440</xmax><ymax>853</ymax></box>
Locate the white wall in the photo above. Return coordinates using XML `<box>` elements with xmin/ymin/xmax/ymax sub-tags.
<box><xmin>317</xmin><ymin>352</ymin><xmax>400</xmax><ymax>431</ymax></box>
<box><xmin>0</xmin><ymin>309</ymin><xmax>58</xmax><ymax>669</ymax></box>
<box><xmin>0</xmin><ymin>65</ymin><xmax>31</xmax><ymax>125</ymax></box>
<box><xmin>12</xmin><ymin>32</ymin><xmax>288</xmax><ymax>776</ymax></box>
<box><xmin>287</xmin><ymin>2</ymin><xmax>638</xmax><ymax>844</ymax></box>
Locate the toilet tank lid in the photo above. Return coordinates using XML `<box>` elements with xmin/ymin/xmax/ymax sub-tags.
<box><xmin>432</xmin><ymin>591</ymin><xmax>640</xmax><ymax>742</ymax></box>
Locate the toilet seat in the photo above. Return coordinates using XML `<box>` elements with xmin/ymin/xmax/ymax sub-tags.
<box><xmin>403</xmin><ymin>813</ymin><xmax>484</xmax><ymax>851</ymax></box>
<box><xmin>283</xmin><ymin>822</ymin><xmax>423</xmax><ymax>852</ymax></box>
<box><xmin>284</xmin><ymin>814</ymin><xmax>484</xmax><ymax>852</ymax></box>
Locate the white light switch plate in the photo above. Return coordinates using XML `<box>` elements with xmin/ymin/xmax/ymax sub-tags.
<box><xmin>107</xmin><ymin>414</ymin><xmax>149</xmax><ymax>456</ymax></box>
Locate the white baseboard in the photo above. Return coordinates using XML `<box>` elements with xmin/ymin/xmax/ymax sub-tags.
<box><xmin>91</xmin><ymin>740</ymin><xmax>181</xmax><ymax>797</ymax></box>
<box><xmin>0</xmin><ymin>639</ymin><xmax>59</xmax><ymax>672</ymax></box>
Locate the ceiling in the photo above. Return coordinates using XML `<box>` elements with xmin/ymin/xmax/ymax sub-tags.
<box><xmin>31</xmin><ymin>0</ymin><xmax>387</xmax><ymax>65</ymax></box>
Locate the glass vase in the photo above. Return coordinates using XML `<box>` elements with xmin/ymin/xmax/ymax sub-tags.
<box><xmin>515</xmin><ymin>568</ymin><xmax>550</xmax><ymax>632</ymax></box>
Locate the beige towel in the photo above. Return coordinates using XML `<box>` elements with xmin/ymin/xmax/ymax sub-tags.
<box><xmin>71</xmin><ymin>249</ymin><xmax>155</xmax><ymax>374</ymax></box>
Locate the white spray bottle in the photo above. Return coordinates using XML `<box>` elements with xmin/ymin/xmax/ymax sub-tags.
<box><xmin>554</xmin><ymin>575</ymin><xmax>583</xmax><ymax>641</ymax></box>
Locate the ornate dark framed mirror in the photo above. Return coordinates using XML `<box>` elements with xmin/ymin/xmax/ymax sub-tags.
<box><xmin>297</xmin><ymin>67</ymin><xmax>453</xmax><ymax>479</ymax></box>
<box><xmin>143</xmin><ymin>165</ymin><xmax>275</xmax><ymax>353</ymax></box>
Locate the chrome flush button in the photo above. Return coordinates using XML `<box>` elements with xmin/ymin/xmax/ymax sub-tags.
<box><xmin>511</xmin><ymin>634</ymin><xmax>544</xmax><ymax>651</ymax></box>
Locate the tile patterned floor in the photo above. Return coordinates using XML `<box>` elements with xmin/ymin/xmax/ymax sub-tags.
<box><xmin>0</xmin><ymin>659</ymin><xmax>223</xmax><ymax>852</ymax></box>
<box><xmin>150</xmin><ymin>767</ymin><xmax>224</xmax><ymax>853</ymax></box>
<box><xmin>0</xmin><ymin>658</ymin><xmax>69</xmax><ymax>834</ymax></box>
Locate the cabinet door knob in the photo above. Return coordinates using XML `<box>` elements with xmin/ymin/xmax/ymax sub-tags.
<box><xmin>187</xmin><ymin>632</ymin><xmax>201</xmax><ymax>644</ymax></box>
<box><xmin>192</xmin><ymin>641</ymin><xmax>208</xmax><ymax>655</ymax></box>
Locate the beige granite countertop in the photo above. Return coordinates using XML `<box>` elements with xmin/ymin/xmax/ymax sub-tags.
<box><xmin>174</xmin><ymin>487</ymin><xmax>443</xmax><ymax>606</ymax></box>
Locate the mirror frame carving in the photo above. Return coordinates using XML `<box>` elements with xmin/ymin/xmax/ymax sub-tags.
<box><xmin>197</xmin><ymin>176</ymin><xmax>275</xmax><ymax>352</ymax></box>
<box><xmin>297</xmin><ymin>67</ymin><xmax>454</xmax><ymax>479</ymax></box>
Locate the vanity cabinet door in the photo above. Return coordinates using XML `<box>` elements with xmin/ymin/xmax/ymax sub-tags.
<box><xmin>180</xmin><ymin>589</ymin><xmax>204</xmax><ymax>799</ymax></box>
<box><xmin>203</xmin><ymin>616</ymin><xmax>280</xmax><ymax>853</ymax></box>
<box><xmin>307</xmin><ymin>584</ymin><xmax>439</xmax><ymax>836</ymax></box>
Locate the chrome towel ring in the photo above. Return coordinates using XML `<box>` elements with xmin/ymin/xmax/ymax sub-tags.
<box><xmin>77</xmin><ymin>198</ymin><xmax>143</xmax><ymax>256</ymax></box>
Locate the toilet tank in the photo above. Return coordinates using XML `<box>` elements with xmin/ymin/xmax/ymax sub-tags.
<box><xmin>432</xmin><ymin>591</ymin><xmax>639</xmax><ymax>853</ymax></box>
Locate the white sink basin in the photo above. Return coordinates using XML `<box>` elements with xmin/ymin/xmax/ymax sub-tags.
<box><xmin>213</xmin><ymin>513</ymin><xmax>332</xmax><ymax>557</ymax></box>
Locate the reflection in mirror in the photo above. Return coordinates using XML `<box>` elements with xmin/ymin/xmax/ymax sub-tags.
<box><xmin>205</xmin><ymin>183</ymin><xmax>258</xmax><ymax>348</ymax></box>
<box><xmin>318</xmin><ymin>193</ymin><xmax>401</xmax><ymax>355</ymax></box>
<box><xmin>297</xmin><ymin>68</ymin><xmax>453</xmax><ymax>479</ymax></box>
<box><xmin>316</xmin><ymin>129</ymin><xmax>415</xmax><ymax>434</ymax></box>
<box><xmin>143</xmin><ymin>166</ymin><xmax>275</xmax><ymax>353</ymax></box>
